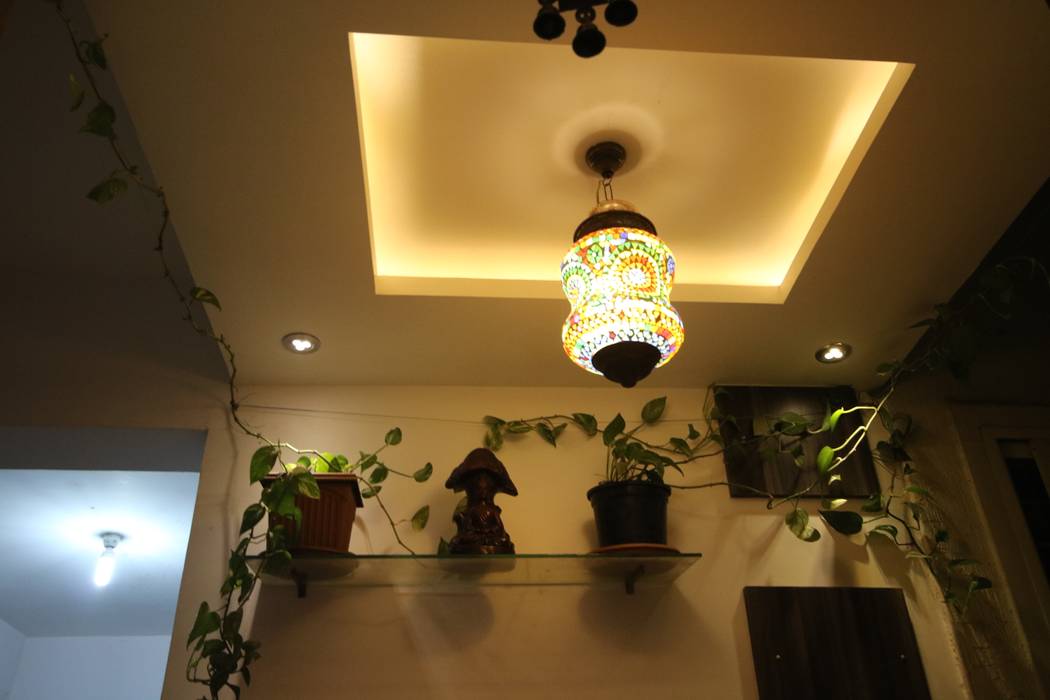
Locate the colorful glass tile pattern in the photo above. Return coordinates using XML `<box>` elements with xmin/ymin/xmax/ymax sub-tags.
<box><xmin>561</xmin><ymin>227</ymin><xmax>685</xmax><ymax>374</ymax></box>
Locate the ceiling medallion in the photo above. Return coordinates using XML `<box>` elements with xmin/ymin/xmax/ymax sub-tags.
<box><xmin>561</xmin><ymin>141</ymin><xmax>684</xmax><ymax>387</ymax></box>
<box><xmin>533</xmin><ymin>1</ymin><xmax>639</xmax><ymax>58</ymax></box>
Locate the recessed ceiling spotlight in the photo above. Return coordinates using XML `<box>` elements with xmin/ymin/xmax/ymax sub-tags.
<box><xmin>282</xmin><ymin>332</ymin><xmax>320</xmax><ymax>354</ymax></box>
<box><xmin>94</xmin><ymin>532</ymin><xmax>124</xmax><ymax>587</ymax></box>
<box><xmin>815</xmin><ymin>342</ymin><xmax>852</xmax><ymax>363</ymax></box>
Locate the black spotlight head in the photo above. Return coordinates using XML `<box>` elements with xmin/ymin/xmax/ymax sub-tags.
<box><xmin>592</xmin><ymin>341</ymin><xmax>661</xmax><ymax>388</ymax></box>
<box><xmin>572</xmin><ymin>23</ymin><xmax>606</xmax><ymax>58</ymax></box>
<box><xmin>533</xmin><ymin>6</ymin><xmax>566</xmax><ymax>41</ymax></box>
<box><xmin>605</xmin><ymin>0</ymin><xmax>638</xmax><ymax>27</ymax></box>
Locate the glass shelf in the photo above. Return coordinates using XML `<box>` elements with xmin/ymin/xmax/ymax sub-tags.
<box><xmin>249</xmin><ymin>551</ymin><xmax>702</xmax><ymax>597</ymax></box>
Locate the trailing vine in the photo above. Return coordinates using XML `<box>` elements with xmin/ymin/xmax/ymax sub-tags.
<box><xmin>52</xmin><ymin>5</ymin><xmax>432</xmax><ymax>698</ymax></box>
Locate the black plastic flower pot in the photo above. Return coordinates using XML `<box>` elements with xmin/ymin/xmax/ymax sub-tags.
<box><xmin>586</xmin><ymin>480</ymin><xmax>671</xmax><ymax>548</ymax></box>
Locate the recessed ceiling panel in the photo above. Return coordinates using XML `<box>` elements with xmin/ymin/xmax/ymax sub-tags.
<box><xmin>350</xmin><ymin>34</ymin><xmax>910</xmax><ymax>303</ymax></box>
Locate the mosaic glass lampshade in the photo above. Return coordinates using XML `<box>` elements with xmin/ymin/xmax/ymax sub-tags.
<box><xmin>561</xmin><ymin>199</ymin><xmax>684</xmax><ymax>387</ymax></box>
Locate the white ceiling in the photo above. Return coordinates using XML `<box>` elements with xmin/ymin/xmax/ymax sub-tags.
<box><xmin>352</xmin><ymin>33</ymin><xmax>909</xmax><ymax>303</ymax></box>
<box><xmin>33</xmin><ymin>1</ymin><xmax>1049</xmax><ymax>389</ymax></box>
<box><xmin>0</xmin><ymin>470</ymin><xmax>198</xmax><ymax>637</ymax></box>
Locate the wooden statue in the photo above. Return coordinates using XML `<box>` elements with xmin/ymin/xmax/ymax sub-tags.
<box><xmin>445</xmin><ymin>448</ymin><xmax>518</xmax><ymax>554</ymax></box>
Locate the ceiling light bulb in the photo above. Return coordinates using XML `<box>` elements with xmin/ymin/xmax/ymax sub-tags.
<box><xmin>94</xmin><ymin>533</ymin><xmax>123</xmax><ymax>587</ymax></box>
<box><xmin>281</xmin><ymin>332</ymin><xmax>321</xmax><ymax>354</ymax></box>
<box><xmin>815</xmin><ymin>342</ymin><xmax>852</xmax><ymax>363</ymax></box>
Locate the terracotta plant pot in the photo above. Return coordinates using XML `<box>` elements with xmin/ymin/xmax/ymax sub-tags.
<box><xmin>586</xmin><ymin>480</ymin><xmax>671</xmax><ymax>549</ymax></box>
<box><xmin>261</xmin><ymin>473</ymin><xmax>364</xmax><ymax>553</ymax></box>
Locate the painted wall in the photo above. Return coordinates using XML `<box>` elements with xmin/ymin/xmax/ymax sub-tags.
<box><xmin>0</xmin><ymin>618</ymin><xmax>24</xmax><ymax>700</ymax></box>
<box><xmin>232</xmin><ymin>385</ymin><xmax>968</xmax><ymax>700</ymax></box>
<box><xmin>7</xmin><ymin>635</ymin><xmax>169</xmax><ymax>700</ymax></box>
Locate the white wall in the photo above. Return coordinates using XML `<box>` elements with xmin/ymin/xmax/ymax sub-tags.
<box><xmin>8</xmin><ymin>636</ymin><xmax>169</xmax><ymax>700</ymax></box>
<box><xmin>233</xmin><ymin>385</ymin><xmax>967</xmax><ymax>700</ymax></box>
<box><xmin>0</xmin><ymin>618</ymin><xmax>24</xmax><ymax>700</ymax></box>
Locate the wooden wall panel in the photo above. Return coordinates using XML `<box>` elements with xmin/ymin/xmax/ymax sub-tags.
<box><xmin>743</xmin><ymin>586</ymin><xmax>931</xmax><ymax>700</ymax></box>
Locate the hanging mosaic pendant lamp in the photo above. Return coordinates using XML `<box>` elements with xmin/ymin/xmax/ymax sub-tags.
<box><xmin>561</xmin><ymin>141</ymin><xmax>684</xmax><ymax>388</ymax></box>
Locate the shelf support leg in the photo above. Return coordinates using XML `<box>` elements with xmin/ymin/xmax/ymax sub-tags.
<box><xmin>292</xmin><ymin>569</ymin><xmax>308</xmax><ymax>598</ymax></box>
<box><xmin>624</xmin><ymin>564</ymin><xmax>645</xmax><ymax>595</ymax></box>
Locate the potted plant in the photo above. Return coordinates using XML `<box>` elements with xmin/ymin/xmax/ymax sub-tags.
<box><xmin>483</xmin><ymin>396</ymin><xmax>723</xmax><ymax>550</ymax></box>
<box><xmin>258</xmin><ymin>428</ymin><xmax>433</xmax><ymax>554</ymax></box>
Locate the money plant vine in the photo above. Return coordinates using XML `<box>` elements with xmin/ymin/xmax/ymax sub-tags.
<box><xmin>52</xmin><ymin>4</ymin><xmax>433</xmax><ymax>698</ymax></box>
<box><xmin>483</xmin><ymin>256</ymin><xmax>1048</xmax><ymax>614</ymax></box>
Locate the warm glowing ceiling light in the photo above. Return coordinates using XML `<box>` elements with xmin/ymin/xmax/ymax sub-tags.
<box><xmin>94</xmin><ymin>532</ymin><xmax>123</xmax><ymax>587</ymax></box>
<box><xmin>815</xmin><ymin>342</ymin><xmax>852</xmax><ymax>363</ymax></box>
<box><xmin>562</xmin><ymin>141</ymin><xmax>684</xmax><ymax>387</ymax></box>
<box><xmin>282</xmin><ymin>332</ymin><xmax>320</xmax><ymax>354</ymax></box>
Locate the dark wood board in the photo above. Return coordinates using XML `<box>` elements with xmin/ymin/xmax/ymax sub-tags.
<box><xmin>743</xmin><ymin>586</ymin><xmax>931</xmax><ymax>700</ymax></box>
<box><xmin>716</xmin><ymin>385</ymin><xmax>880</xmax><ymax>498</ymax></box>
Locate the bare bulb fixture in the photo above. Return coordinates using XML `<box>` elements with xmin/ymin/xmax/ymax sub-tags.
<box><xmin>816</xmin><ymin>342</ymin><xmax>852</xmax><ymax>363</ymax></box>
<box><xmin>281</xmin><ymin>332</ymin><xmax>320</xmax><ymax>354</ymax></box>
<box><xmin>94</xmin><ymin>532</ymin><xmax>124</xmax><ymax>587</ymax></box>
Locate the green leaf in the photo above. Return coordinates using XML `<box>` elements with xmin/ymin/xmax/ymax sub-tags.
<box><xmin>413</xmin><ymin>462</ymin><xmax>433</xmax><ymax>482</ymax></box>
<box><xmin>80</xmin><ymin>101</ymin><xmax>116</xmax><ymax>138</ymax></box>
<box><xmin>819</xmin><ymin>509</ymin><xmax>863</xmax><ymax>535</ymax></box>
<box><xmin>905</xmin><ymin>485</ymin><xmax>930</xmax><ymax>498</ymax></box>
<box><xmin>816</xmin><ymin>445</ymin><xmax>836</xmax><ymax>474</ymax></box>
<box><xmin>411</xmin><ymin>505</ymin><xmax>430</xmax><ymax>531</ymax></box>
<box><xmin>190</xmin><ymin>287</ymin><xmax>222</xmax><ymax>310</ymax></box>
<box><xmin>86</xmin><ymin>176</ymin><xmax>127</xmax><ymax>204</ymax></box>
<box><xmin>249</xmin><ymin>446</ymin><xmax>278</xmax><ymax>484</ymax></box>
<box><xmin>437</xmin><ymin>538</ymin><xmax>450</xmax><ymax>556</ymax></box>
<box><xmin>385</xmin><ymin>427</ymin><xmax>402</xmax><ymax>446</ymax></box>
<box><xmin>827</xmin><ymin>474</ymin><xmax>843</xmax><ymax>484</ymax></box>
<box><xmin>572</xmin><ymin>413</ymin><xmax>598</xmax><ymax>436</ymax></box>
<box><xmin>669</xmin><ymin>437</ymin><xmax>692</xmax><ymax>456</ymax></box>
<box><xmin>68</xmin><ymin>73</ymin><xmax>85</xmax><ymax>111</ymax></box>
<box><xmin>482</xmin><ymin>416</ymin><xmax>505</xmax><ymax>428</ymax></box>
<box><xmin>222</xmin><ymin>608</ymin><xmax>243</xmax><ymax>638</ymax></box>
<box><xmin>358</xmin><ymin>453</ymin><xmax>378</xmax><ymax>471</ymax></box>
<box><xmin>860</xmin><ymin>494</ymin><xmax>884</xmax><ymax>512</ymax></box>
<box><xmin>506</xmin><ymin>421</ymin><xmax>532</xmax><ymax>434</ymax></box>
<box><xmin>201</xmin><ymin>639</ymin><xmax>225</xmax><ymax>657</ymax></box>
<box><xmin>968</xmin><ymin>576</ymin><xmax>992</xmax><ymax>592</ymax></box>
<box><xmin>641</xmin><ymin>396</ymin><xmax>667</xmax><ymax>424</ymax></box>
<box><xmin>81</xmin><ymin>38</ymin><xmax>108</xmax><ymax>69</ymax></box>
<box><xmin>239</xmin><ymin>504</ymin><xmax>266</xmax><ymax>534</ymax></box>
<box><xmin>187</xmin><ymin>602</ymin><xmax>220</xmax><ymax>648</ymax></box>
<box><xmin>821</xmin><ymin>498</ymin><xmax>848</xmax><ymax>510</ymax></box>
<box><xmin>828</xmin><ymin>408</ymin><xmax>845</xmax><ymax>431</ymax></box>
<box><xmin>687</xmin><ymin>423</ymin><xmax>700</xmax><ymax>440</ymax></box>
<box><xmin>361</xmin><ymin>485</ymin><xmax>382</xmax><ymax>499</ymax></box>
<box><xmin>875</xmin><ymin>362</ymin><xmax>897</xmax><ymax>376</ymax></box>
<box><xmin>296</xmin><ymin>456</ymin><xmax>311</xmax><ymax>469</ymax></box>
<box><xmin>483</xmin><ymin>425</ymin><xmax>503</xmax><ymax>451</ymax></box>
<box><xmin>296</xmin><ymin>472</ymin><xmax>320</xmax><ymax>499</ymax></box>
<box><xmin>369</xmin><ymin>465</ymin><xmax>389</xmax><ymax>484</ymax></box>
<box><xmin>785</xmin><ymin>508</ymin><xmax>821</xmax><ymax>542</ymax></box>
<box><xmin>868</xmin><ymin>524</ymin><xmax>899</xmax><ymax>543</ymax></box>
<box><xmin>603</xmin><ymin>414</ymin><xmax>625</xmax><ymax>446</ymax></box>
<box><xmin>454</xmin><ymin>496</ymin><xmax>468</xmax><ymax>516</ymax></box>
<box><xmin>536</xmin><ymin>423</ymin><xmax>557</xmax><ymax>446</ymax></box>
<box><xmin>262</xmin><ymin>549</ymin><xmax>291</xmax><ymax>574</ymax></box>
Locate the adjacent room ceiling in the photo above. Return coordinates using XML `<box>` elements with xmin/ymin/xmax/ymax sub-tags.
<box><xmin>0</xmin><ymin>470</ymin><xmax>198</xmax><ymax>637</ymax></box>
<box><xmin>75</xmin><ymin>1</ymin><xmax>1050</xmax><ymax>387</ymax></box>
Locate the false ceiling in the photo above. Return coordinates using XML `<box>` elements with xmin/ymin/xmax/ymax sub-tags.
<box><xmin>72</xmin><ymin>1</ymin><xmax>1049</xmax><ymax>387</ymax></box>
<box><xmin>351</xmin><ymin>34</ymin><xmax>910</xmax><ymax>302</ymax></box>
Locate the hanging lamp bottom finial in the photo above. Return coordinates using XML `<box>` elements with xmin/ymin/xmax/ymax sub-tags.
<box><xmin>592</xmin><ymin>342</ymin><xmax>661</xmax><ymax>388</ymax></box>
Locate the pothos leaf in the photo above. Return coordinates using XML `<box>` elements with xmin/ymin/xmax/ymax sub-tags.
<box><xmin>816</xmin><ymin>445</ymin><xmax>836</xmax><ymax>474</ymax></box>
<box><xmin>603</xmin><ymin>414</ymin><xmax>626</xmax><ymax>446</ymax></box>
<box><xmin>536</xmin><ymin>423</ymin><xmax>557</xmax><ymax>446</ymax></box>
<box><xmin>785</xmin><ymin>508</ymin><xmax>821</xmax><ymax>542</ymax></box>
<box><xmin>68</xmin><ymin>72</ymin><xmax>85</xmax><ymax>111</ymax></box>
<box><xmin>86</xmin><ymin>176</ymin><xmax>126</xmax><ymax>204</ymax></box>
<box><xmin>641</xmin><ymin>396</ymin><xmax>667</xmax><ymax>424</ymax></box>
<box><xmin>80</xmin><ymin>100</ymin><xmax>116</xmax><ymax>138</ymax></box>
<box><xmin>572</xmin><ymin>413</ymin><xmax>598</xmax><ymax>436</ymax></box>
<box><xmin>413</xmin><ymin>462</ymin><xmax>433</xmax><ymax>482</ymax></box>
<box><xmin>384</xmin><ymin>427</ymin><xmax>402</xmax><ymax>446</ymax></box>
<box><xmin>411</xmin><ymin>505</ymin><xmax>430</xmax><ymax>531</ymax></box>
<box><xmin>819</xmin><ymin>509</ymin><xmax>863</xmax><ymax>535</ymax></box>
<box><xmin>249</xmin><ymin>446</ymin><xmax>278</xmax><ymax>484</ymax></box>
<box><xmin>190</xmin><ymin>286</ymin><xmax>222</xmax><ymax>310</ymax></box>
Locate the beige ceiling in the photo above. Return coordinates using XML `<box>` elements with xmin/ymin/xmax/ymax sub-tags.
<box><xmin>82</xmin><ymin>0</ymin><xmax>1050</xmax><ymax>388</ymax></box>
<box><xmin>351</xmin><ymin>33</ymin><xmax>909</xmax><ymax>303</ymax></box>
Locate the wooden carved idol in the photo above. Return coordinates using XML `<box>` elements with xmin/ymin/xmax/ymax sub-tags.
<box><xmin>445</xmin><ymin>448</ymin><xmax>517</xmax><ymax>554</ymax></box>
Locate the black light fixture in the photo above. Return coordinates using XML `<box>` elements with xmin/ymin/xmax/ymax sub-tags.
<box><xmin>532</xmin><ymin>1</ymin><xmax>638</xmax><ymax>58</ymax></box>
